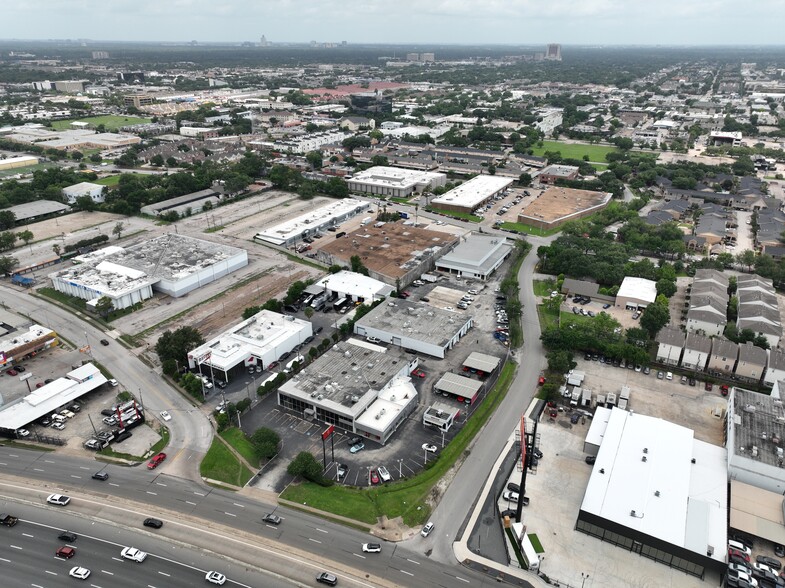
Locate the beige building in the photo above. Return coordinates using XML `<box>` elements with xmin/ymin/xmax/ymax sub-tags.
<box><xmin>707</xmin><ymin>338</ymin><xmax>738</xmax><ymax>377</ymax></box>
<box><xmin>734</xmin><ymin>341</ymin><xmax>767</xmax><ymax>384</ymax></box>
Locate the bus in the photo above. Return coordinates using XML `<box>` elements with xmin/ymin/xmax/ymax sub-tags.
<box><xmin>333</xmin><ymin>297</ymin><xmax>349</xmax><ymax>313</ymax></box>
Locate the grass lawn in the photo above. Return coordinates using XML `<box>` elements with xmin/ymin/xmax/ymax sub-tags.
<box><xmin>281</xmin><ymin>362</ymin><xmax>518</xmax><ymax>527</ymax></box>
<box><xmin>95</xmin><ymin>175</ymin><xmax>121</xmax><ymax>186</ymax></box>
<box><xmin>532</xmin><ymin>279</ymin><xmax>555</xmax><ymax>297</ymax></box>
<box><xmin>528</xmin><ymin>533</ymin><xmax>544</xmax><ymax>553</ymax></box>
<box><xmin>50</xmin><ymin>115</ymin><xmax>152</xmax><ymax>132</ymax></box>
<box><xmin>200</xmin><ymin>437</ymin><xmax>254</xmax><ymax>487</ymax></box>
<box><xmin>537</xmin><ymin>305</ymin><xmax>559</xmax><ymax>330</ymax></box>
<box><xmin>498</xmin><ymin>222</ymin><xmax>562</xmax><ymax>237</ymax></box>
<box><xmin>220</xmin><ymin>427</ymin><xmax>260</xmax><ymax>468</ymax></box>
<box><xmin>531</xmin><ymin>140</ymin><xmax>618</xmax><ymax>163</ymax></box>
<box><xmin>428</xmin><ymin>208</ymin><xmax>482</xmax><ymax>223</ymax></box>
<box><xmin>0</xmin><ymin>163</ymin><xmax>56</xmax><ymax>178</ymax></box>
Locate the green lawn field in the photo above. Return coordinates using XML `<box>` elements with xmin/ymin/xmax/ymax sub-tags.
<box><xmin>530</xmin><ymin>140</ymin><xmax>618</xmax><ymax>162</ymax></box>
<box><xmin>94</xmin><ymin>175</ymin><xmax>121</xmax><ymax>186</ymax></box>
<box><xmin>51</xmin><ymin>115</ymin><xmax>152</xmax><ymax>132</ymax></box>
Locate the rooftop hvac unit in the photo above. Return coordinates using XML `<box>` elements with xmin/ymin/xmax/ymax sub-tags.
<box><xmin>317</xmin><ymin>394</ymin><xmax>324</xmax><ymax>400</ymax></box>
<box><xmin>641</xmin><ymin>456</ymin><xmax>647</xmax><ymax>462</ymax></box>
<box><xmin>630</xmin><ymin>510</ymin><xmax>636</xmax><ymax>517</ymax></box>
<box><xmin>654</xmin><ymin>490</ymin><xmax>660</xmax><ymax>497</ymax></box>
<box><xmin>744</xmin><ymin>405</ymin><xmax>757</xmax><ymax>413</ymax></box>
<box><xmin>344</xmin><ymin>351</ymin><xmax>351</xmax><ymax>357</ymax></box>
<box><xmin>310</xmin><ymin>392</ymin><xmax>318</xmax><ymax>398</ymax></box>
<box><xmin>351</xmin><ymin>395</ymin><xmax>360</xmax><ymax>403</ymax></box>
<box><xmin>643</xmin><ymin>448</ymin><xmax>648</xmax><ymax>454</ymax></box>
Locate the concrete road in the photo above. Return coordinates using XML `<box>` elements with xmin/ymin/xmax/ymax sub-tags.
<box><xmin>0</xmin><ymin>283</ymin><xmax>212</xmax><ymax>480</ymax></box>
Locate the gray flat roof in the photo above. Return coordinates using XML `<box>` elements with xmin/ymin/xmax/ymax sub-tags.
<box><xmin>7</xmin><ymin>200</ymin><xmax>70</xmax><ymax>221</ymax></box>
<box><xmin>355</xmin><ymin>300</ymin><xmax>473</xmax><ymax>347</ymax></box>
<box><xmin>433</xmin><ymin>372</ymin><xmax>483</xmax><ymax>397</ymax></box>
<box><xmin>462</xmin><ymin>352</ymin><xmax>501</xmax><ymax>373</ymax></box>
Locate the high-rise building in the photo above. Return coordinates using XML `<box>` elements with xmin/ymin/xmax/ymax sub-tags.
<box><xmin>406</xmin><ymin>52</ymin><xmax>420</xmax><ymax>62</ymax></box>
<box><xmin>91</xmin><ymin>51</ymin><xmax>109</xmax><ymax>60</ymax></box>
<box><xmin>420</xmin><ymin>53</ymin><xmax>435</xmax><ymax>62</ymax></box>
<box><xmin>259</xmin><ymin>35</ymin><xmax>269</xmax><ymax>47</ymax></box>
<box><xmin>545</xmin><ymin>44</ymin><xmax>562</xmax><ymax>61</ymax></box>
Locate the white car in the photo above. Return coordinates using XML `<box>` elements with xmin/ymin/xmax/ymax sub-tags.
<box><xmin>69</xmin><ymin>567</ymin><xmax>91</xmax><ymax>580</ymax></box>
<box><xmin>367</xmin><ymin>336</ymin><xmax>380</xmax><ymax>344</ymax></box>
<box><xmin>205</xmin><ymin>571</ymin><xmax>227</xmax><ymax>585</ymax></box>
<box><xmin>422</xmin><ymin>443</ymin><xmax>438</xmax><ymax>453</ymax></box>
<box><xmin>362</xmin><ymin>543</ymin><xmax>382</xmax><ymax>553</ymax></box>
<box><xmin>421</xmin><ymin>521</ymin><xmax>435</xmax><ymax>537</ymax></box>
<box><xmin>502</xmin><ymin>490</ymin><xmax>520</xmax><ymax>503</ymax></box>
<box><xmin>16</xmin><ymin>428</ymin><xmax>30</xmax><ymax>437</ymax></box>
<box><xmin>47</xmin><ymin>494</ymin><xmax>71</xmax><ymax>506</ymax></box>
<box><xmin>467</xmin><ymin>289</ymin><xmax>478</xmax><ymax>295</ymax></box>
<box><xmin>159</xmin><ymin>410</ymin><xmax>172</xmax><ymax>422</ymax></box>
<box><xmin>121</xmin><ymin>547</ymin><xmax>147</xmax><ymax>562</ymax></box>
<box><xmin>753</xmin><ymin>562</ymin><xmax>774</xmax><ymax>574</ymax></box>
<box><xmin>108</xmin><ymin>379</ymin><xmax>118</xmax><ymax>387</ymax></box>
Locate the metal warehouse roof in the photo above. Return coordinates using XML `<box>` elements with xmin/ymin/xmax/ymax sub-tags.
<box><xmin>433</xmin><ymin>372</ymin><xmax>483</xmax><ymax>397</ymax></box>
<box><xmin>462</xmin><ymin>352</ymin><xmax>500</xmax><ymax>373</ymax></box>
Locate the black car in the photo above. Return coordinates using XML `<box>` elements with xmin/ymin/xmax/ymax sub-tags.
<box><xmin>303</xmin><ymin>335</ymin><xmax>315</xmax><ymax>345</ymax></box>
<box><xmin>115</xmin><ymin>431</ymin><xmax>132</xmax><ymax>443</ymax></box>
<box><xmin>532</xmin><ymin>448</ymin><xmax>543</xmax><ymax>459</ymax></box>
<box><xmin>500</xmin><ymin>509</ymin><xmax>516</xmax><ymax>518</ymax></box>
<box><xmin>100</xmin><ymin>339</ymin><xmax>109</xmax><ymax>346</ymax></box>
<box><xmin>776</xmin><ymin>544</ymin><xmax>785</xmax><ymax>558</ymax></box>
<box><xmin>100</xmin><ymin>408</ymin><xmax>115</xmax><ymax>417</ymax></box>
<box><xmin>283</xmin><ymin>305</ymin><xmax>299</xmax><ymax>313</ymax></box>
<box><xmin>143</xmin><ymin>518</ymin><xmax>163</xmax><ymax>529</ymax></box>
<box><xmin>506</xmin><ymin>482</ymin><xmax>520</xmax><ymax>493</ymax></box>
<box><xmin>315</xmin><ymin>326</ymin><xmax>323</xmax><ymax>334</ymax></box>
<box><xmin>757</xmin><ymin>555</ymin><xmax>783</xmax><ymax>570</ymax></box>
<box><xmin>347</xmin><ymin>436</ymin><xmax>362</xmax><ymax>446</ymax></box>
<box><xmin>15</xmin><ymin>365</ymin><xmax>25</xmax><ymax>372</ymax></box>
<box><xmin>58</xmin><ymin>531</ymin><xmax>77</xmax><ymax>542</ymax></box>
<box><xmin>730</xmin><ymin>532</ymin><xmax>755</xmax><ymax>550</ymax></box>
<box><xmin>585</xmin><ymin>455</ymin><xmax>596</xmax><ymax>464</ymax></box>
<box><xmin>92</xmin><ymin>471</ymin><xmax>109</xmax><ymax>481</ymax></box>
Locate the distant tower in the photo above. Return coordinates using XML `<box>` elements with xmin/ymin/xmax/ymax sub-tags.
<box><xmin>546</xmin><ymin>44</ymin><xmax>562</xmax><ymax>61</ymax></box>
<box><xmin>260</xmin><ymin>35</ymin><xmax>269</xmax><ymax>47</ymax></box>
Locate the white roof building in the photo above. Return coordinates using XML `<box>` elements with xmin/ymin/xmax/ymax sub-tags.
<box><xmin>62</xmin><ymin>181</ymin><xmax>105</xmax><ymax>204</ymax></box>
<box><xmin>615</xmin><ymin>276</ymin><xmax>658</xmax><ymax>309</ymax></box>
<box><xmin>430</xmin><ymin>175</ymin><xmax>513</xmax><ymax>213</ymax></box>
<box><xmin>254</xmin><ymin>198</ymin><xmax>369</xmax><ymax>247</ymax></box>
<box><xmin>435</xmin><ymin>234</ymin><xmax>513</xmax><ymax>281</ymax></box>
<box><xmin>577</xmin><ymin>408</ymin><xmax>727</xmax><ymax>578</ymax></box>
<box><xmin>187</xmin><ymin>309</ymin><xmax>312</xmax><ymax>379</ymax></box>
<box><xmin>347</xmin><ymin>166</ymin><xmax>446</xmax><ymax>198</ymax></box>
<box><xmin>313</xmin><ymin>271</ymin><xmax>394</xmax><ymax>302</ymax></box>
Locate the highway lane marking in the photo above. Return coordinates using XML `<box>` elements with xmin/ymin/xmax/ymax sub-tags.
<box><xmin>265</xmin><ymin>524</ymin><xmax>278</xmax><ymax>529</ymax></box>
<box><xmin>44</xmin><ymin>460</ymin><xmax>55</xmax><ymax>463</ymax></box>
<box><xmin>0</xmin><ymin>557</ymin><xmax>10</xmax><ymax>562</ymax></box>
<box><xmin>455</xmin><ymin>576</ymin><xmax>470</xmax><ymax>583</ymax></box>
<box><xmin>33</xmin><ymin>468</ymin><xmax>45</xmax><ymax>472</ymax></box>
<box><xmin>146</xmin><ymin>491</ymin><xmax>157</xmax><ymax>496</ymax></box>
<box><xmin>158</xmin><ymin>571</ymin><xmax>171</xmax><ymax>577</ymax></box>
<box><xmin>185</xmin><ymin>500</ymin><xmax>196</xmax><ymax>505</ymax></box>
<box><xmin>399</xmin><ymin>570</ymin><xmax>414</xmax><ymax>576</ymax></box>
<box><xmin>111</xmin><ymin>557</ymin><xmax>123</xmax><ymax>562</ymax></box>
<box><xmin>353</xmin><ymin>553</ymin><xmax>366</xmax><ymax>559</ymax></box>
<box><xmin>32</xmin><ymin>584</ymin><xmax>44</xmax><ymax>588</ymax></box>
<box><xmin>79</xmin><ymin>466</ymin><xmax>90</xmax><ymax>470</ymax></box>
<box><xmin>406</xmin><ymin>558</ymin><xmax>420</xmax><ymax>565</ymax></box>
<box><xmin>8</xmin><ymin>454</ymin><xmax>18</xmax><ymax>458</ymax></box>
<box><xmin>224</xmin><ymin>512</ymin><xmax>237</xmax><ymax>517</ymax></box>
<box><xmin>103</xmin><ymin>569</ymin><xmax>115</xmax><ymax>574</ymax></box>
<box><xmin>194</xmin><ymin>491</ymin><xmax>205</xmax><ymax>496</ymax></box>
<box><xmin>70</xmin><ymin>475</ymin><xmax>82</xmax><ymax>479</ymax></box>
<box><xmin>232</xmin><ymin>503</ymin><xmax>245</xmax><ymax>508</ymax></box>
<box><xmin>22</xmin><ymin>533</ymin><xmax>34</xmax><ymax>538</ymax></box>
<box><xmin>45</xmin><ymin>570</ymin><xmax>57</xmax><ymax>575</ymax></box>
<box><xmin>10</xmin><ymin>544</ymin><xmax>22</xmax><ymax>549</ymax></box>
<box><xmin>109</xmin><ymin>483</ymin><xmax>119</xmax><ymax>487</ymax></box>
<box><xmin>308</xmin><ymin>538</ymin><xmax>322</xmax><ymax>544</ymax></box>
<box><xmin>0</xmin><ymin>463</ymin><xmax>6</xmax><ymax>466</ymax></box>
<box><xmin>156</xmin><ymin>483</ymin><xmax>167</xmax><ymax>487</ymax></box>
<box><xmin>316</xmin><ymin>528</ymin><xmax>328</xmax><ymax>534</ymax></box>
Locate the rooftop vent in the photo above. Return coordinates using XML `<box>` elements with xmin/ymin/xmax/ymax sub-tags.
<box><xmin>641</xmin><ymin>456</ymin><xmax>647</xmax><ymax>462</ymax></box>
<box><xmin>630</xmin><ymin>510</ymin><xmax>636</xmax><ymax>517</ymax></box>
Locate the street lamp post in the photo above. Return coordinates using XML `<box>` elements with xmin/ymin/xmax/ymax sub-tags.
<box><xmin>581</xmin><ymin>573</ymin><xmax>589</xmax><ymax>588</ymax></box>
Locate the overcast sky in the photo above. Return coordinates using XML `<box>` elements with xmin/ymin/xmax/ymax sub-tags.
<box><xmin>4</xmin><ymin>0</ymin><xmax>784</xmax><ymax>45</ymax></box>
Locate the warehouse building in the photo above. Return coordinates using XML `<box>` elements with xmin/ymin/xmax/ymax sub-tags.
<box><xmin>430</xmin><ymin>175</ymin><xmax>513</xmax><ymax>214</ymax></box>
<box><xmin>311</xmin><ymin>271</ymin><xmax>394</xmax><ymax>303</ymax></box>
<box><xmin>433</xmin><ymin>372</ymin><xmax>484</xmax><ymax>405</ymax></box>
<box><xmin>62</xmin><ymin>181</ymin><xmax>105</xmax><ymax>204</ymax></box>
<box><xmin>435</xmin><ymin>234</ymin><xmax>513</xmax><ymax>281</ymax></box>
<box><xmin>277</xmin><ymin>339</ymin><xmax>418</xmax><ymax>444</ymax></box>
<box><xmin>49</xmin><ymin>234</ymin><xmax>247</xmax><ymax>309</ymax></box>
<box><xmin>347</xmin><ymin>166</ymin><xmax>446</xmax><ymax>198</ymax></box>
<box><xmin>0</xmin><ymin>155</ymin><xmax>39</xmax><ymax>171</ymax></box>
<box><xmin>354</xmin><ymin>299</ymin><xmax>473</xmax><ymax>359</ymax></box>
<box><xmin>614</xmin><ymin>277</ymin><xmax>657</xmax><ymax>310</ymax></box>
<box><xmin>254</xmin><ymin>198</ymin><xmax>369</xmax><ymax>247</ymax></box>
<box><xmin>187</xmin><ymin>309</ymin><xmax>312</xmax><ymax>381</ymax></box>
<box><xmin>0</xmin><ymin>324</ymin><xmax>58</xmax><ymax>370</ymax></box>
<box><xmin>577</xmin><ymin>407</ymin><xmax>727</xmax><ymax>579</ymax></box>
<box><xmin>6</xmin><ymin>200</ymin><xmax>70</xmax><ymax>223</ymax></box>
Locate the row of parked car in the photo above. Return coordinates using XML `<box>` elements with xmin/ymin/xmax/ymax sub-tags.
<box><xmin>727</xmin><ymin>533</ymin><xmax>785</xmax><ymax>587</ymax></box>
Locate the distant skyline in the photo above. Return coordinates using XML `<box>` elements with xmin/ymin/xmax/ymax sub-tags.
<box><xmin>4</xmin><ymin>0</ymin><xmax>785</xmax><ymax>46</ymax></box>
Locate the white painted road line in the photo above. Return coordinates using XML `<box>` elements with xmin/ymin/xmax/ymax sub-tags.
<box><xmin>146</xmin><ymin>491</ymin><xmax>157</xmax><ymax>496</ymax></box>
<box><xmin>70</xmin><ymin>475</ymin><xmax>81</xmax><ymax>479</ymax></box>
<box><xmin>185</xmin><ymin>500</ymin><xmax>196</xmax><ymax>505</ymax></box>
<box><xmin>316</xmin><ymin>528</ymin><xmax>328</xmax><ymax>534</ymax></box>
<box><xmin>194</xmin><ymin>491</ymin><xmax>205</xmax><ymax>496</ymax></box>
<box><xmin>456</xmin><ymin>576</ymin><xmax>470</xmax><ymax>583</ymax></box>
<box><xmin>0</xmin><ymin>557</ymin><xmax>10</xmax><ymax>563</ymax></box>
<box><xmin>353</xmin><ymin>553</ymin><xmax>366</xmax><ymax>559</ymax></box>
<box><xmin>156</xmin><ymin>483</ymin><xmax>167</xmax><ymax>487</ymax></box>
<box><xmin>406</xmin><ymin>558</ymin><xmax>420</xmax><ymax>565</ymax></box>
<box><xmin>22</xmin><ymin>533</ymin><xmax>34</xmax><ymax>538</ymax></box>
<box><xmin>224</xmin><ymin>512</ymin><xmax>236</xmax><ymax>517</ymax></box>
<box><xmin>109</xmin><ymin>483</ymin><xmax>119</xmax><ymax>487</ymax></box>
<box><xmin>233</xmin><ymin>502</ymin><xmax>245</xmax><ymax>508</ymax></box>
<box><xmin>103</xmin><ymin>569</ymin><xmax>115</xmax><ymax>574</ymax></box>
<box><xmin>45</xmin><ymin>570</ymin><xmax>57</xmax><ymax>575</ymax></box>
<box><xmin>400</xmin><ymin>570</ymin><xmax>414</xmax><ymax>577</ymax></box>
<box><xmin>158</xmin><ymin>571</ymin><xmax>170</xmax><ymax>577</ymax></box>
<box><xmin>308</xmin><ymin>538</ymin><xmax>322</xmax><ymax>544</ymax></box>
<box><xmin>10</xmin><ymin>545</ymin><xmax>22</xmax><ymax>550</ymax></box>
<box><xmin>33</xmin><ymin>468</ymin><xmax>44</xmax><ymax>472</ymax></box>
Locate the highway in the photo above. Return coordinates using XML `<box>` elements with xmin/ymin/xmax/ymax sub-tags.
<box><xmin>0</xmin><ymin>446</ymin><xmax>504</xmax><ymax>588</ymax></box>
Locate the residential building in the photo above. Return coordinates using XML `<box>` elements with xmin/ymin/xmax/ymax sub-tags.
<box><xmin>681</xmin><ymin>332</ymin><xmax>712</xmax><ymax>372</ymax></box>
<box><xmin>655</xmin><ymin>326</ymin><xmax>685</xmax><ymax>366</ymax></box>
<box><xmin>339</xmin><ymin>116</ymin><xmax>375</xmax><ymax>131</ymax></box>
<box><xmin>735</xmin><ymin>342</ymin><xmax>767</xmax><ymax>384</ymax></box>
<box><xmin>707</xmin><ymin>338</ymin><xmax>738</xmax><ymax>377</ymax></box>
<box><xmin>763</xmin><ymin>349</ymin><xmax>785</xmax><ymax>388</ymax></box>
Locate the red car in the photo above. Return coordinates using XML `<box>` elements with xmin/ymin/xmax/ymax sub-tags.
<box><xmin>538</xmin><ymin>375</ymin><xmax>546</xmax><ymax>386</ymax></box>
<box><xmin>147</xmin><ymin>452</ymin><xmax>167</xmax><ymax>469</ymax></box>
<box><xmin>6</xmin><ymin>369</ymin><xmax>17</xmax><ymax>376</ymax></box>
<box><xmin>720</xmin><ymin>385</ymin><xmax>730</xmax><ymax>396</ymax></box>
<box><xmin>411</xmin><ymin>369</ymin><xmax>426</xmax><ymax>378</ymax></box>
<box><xmin>704</xmin><ymin>382</ymin><xmax>713</xmax><ymax>391</ymax></box>
<box><xmin>370</xmin><ymin>470</ymin><xmax>380</xmax><ymax>484</ymax></box>
<box><xmin>56</xmin><ymin>546</ymin><xmax>76</xmax><ymax>559</ymax></box>
<box><xmin>399</xmin><ymin>291</ymin><xmax>410</xmax><ymax>298</ymax></box>
<box><xmin>728</xmin><ymin>547</ymin><xmax>750</xmax><ymax>562</ymax></box>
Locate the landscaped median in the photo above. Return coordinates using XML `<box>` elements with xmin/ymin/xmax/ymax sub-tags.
<box><xmin>280</xmin><ymin>362</ymin><xmax>517</xmax><ymax>528</ymax></box>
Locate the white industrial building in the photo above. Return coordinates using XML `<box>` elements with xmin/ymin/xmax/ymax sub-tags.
<box><xmin>312</xmin><ymin>271</ymin><xmax>394</xmax><ymax>303</ymax></box>
<box><xmin>49</xmin><ymin>234</ymin><xmax>247</xmax><ymax>309</ymax></box>
<box><xmin>354</xmin><ymin>299</ymin><xmax>473</xmax><ymax>359</ymax></box>
<box><xmin>347</xmin><ymin>166</ymin><xmax>446</xmax><ymax>198</ymax></box>
<box><xmin>277</xmin><ymin>338</ymin><xmax>418</xmax><ymax>444</ymax></box>
<box><xmin>273</xmin><ymin>129</ymin><xmax>348</xmax><ymax>154</ymax></box>
<box><xmin>614</xmin><ymin>276</ymin><xmax>657</xmax><ymax>310</ymax></box>
<box><xmin>61</xmin><ymin>181</ymin><xmax>105</xmax><ymax>204</ymax></box>
<box><xmin>0</xmin><ymin>155</ymin><xmax>39</xmax><ymax>171</ymax></box>
<box><xmin>254</xmin><ymin>198</ymin><xmax>369</xmax><ymax>247</ymax></box>
<box><xmin>577</xmin><ymin>407</ymin><xmax>727</xmax><ymax>579</ymax></box>
<box><xmin>187</xmin><ymin>309</ymin><xmax>312</xmax><ymax>381</ymax></box>
<box><xmin>0</xmin><ymin>363</ymin><xmax>107</xmax><ymax>432</ymax></box>
<box><xmin>430</xmin><ymin>175</ymin><xmax>513</xmax><ymax>214</ymax></box>
<box><xmin>435</xmin><ymin>234</ymin><xmax>513</xmax><ymax>280</ymax></box>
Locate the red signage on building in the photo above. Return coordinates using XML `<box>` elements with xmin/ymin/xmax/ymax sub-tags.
<box><xmin>322</xmin><ymin>425</ymin><xmax>335</xmax><ymax>440</ymax></box>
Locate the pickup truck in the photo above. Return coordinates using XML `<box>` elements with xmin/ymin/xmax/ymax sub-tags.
<box><xmin>0</xmin><ymin>513</ymin><xmax>19</xmax><ymax>527</ymax></box>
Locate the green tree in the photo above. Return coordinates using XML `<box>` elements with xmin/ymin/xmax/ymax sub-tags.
<box><xmin>52</xmin><ymin>243</ymin><xmax>61</xmax><ymax>257</ymax></box>
<box><xmin>71</xmin><ymin>150</ymin><xmax>83</xmax><ymax>161</ymax></box>
<box><xmin>518</xmin><ymin>172</ymin><xmax>532</xmax><ymax>186</ymax></box>
<box><xmin>305</xmin><ymin>151</ymin><xmax>323</xmax><ymax>170</ymax></box>
<box><xmin>251</xmin><ymin>427</ymin><xmax>281</xmax><ymax>459</ymax></box>
<box><xmin>150</xmin><ymin>154</ymin><xmax>165</xmax><ymax>167</ymax></box>
<box><xmin>89</xmin><ymin>153</ymin><xmax>102</xmax><ymax>163</ymax></box>
<box><xmin>17</xmin><ymin>229</ymin><xmax>33</xmax><ymax>253</ymax></box>
<box><xmin>655</xmin><ymin>278</ymin><xmax>677</xmax><ymax>298</ymax></box>
<box><xmin>95</xmin><ymin>296</ymin><xmax>114</xmax><ymax>318</ymax></box>
<box><xmin>155</xmin><ymin>326</ymin><xmax>205</xmax><ymax>366</ymax></box>
<box><xmin>304</xmin><ymin>307</ymin><xmax>315</xmax><ymax>320</ymax></box>
<box><xmin>640</xmin><ymin>302</ymin><xmax>670</xmax><ymax>337</ymax></box>
<box><xmin>370</xmin><ymin>154</ymin><xmax>389</xmax><ymax>167</ymax></box>
<box><xmin>0</xmin><ymin>255</ymin><xmax>18</xmax><ymax>274</ymax></box>
<box><xmin>112</xmin><ymin>222</ymin><xmax>124</xmax><ymax>240</ymax></box>
<box><xmin>73</xmin><ymin>195</ymin><xmax>96</xmax><ymax>212</ymax></box>
<box><xmin>546</xmin><ymin>349</ymin><xmax>576</xmax><ymax>374</ymax></box>
<box><xmin>736</xmin><ymin>249</ymin><xmax>756</xmax><ymax>272</ymax></box>
<box><xmin>0</xmin><ymin>210</ymin><xmax>16</xmax><ymax>231</ymax></box>
<box><xmin>287</xmin><ymin>451</ymin><xmax>325</xmax><ymax>483</ymax></box>
<box><xmin>350</xmin><ymin>255</ymin><xmax>369</xmax><ymax>276</ymax></box>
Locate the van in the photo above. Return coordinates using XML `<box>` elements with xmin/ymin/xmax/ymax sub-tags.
<box><xmin>283</xmin><ymin>355</ymin><xmax>305</xmax><ymax>374</ymax></box>
<box><xmin>377</xmin><ymin>466</ymin><xmax>391</xmax><ymax>482</ymax></box>
<box><xmin>260</xmin><ymin>374</ymin><xmax>278</xmax><ymax>388</ymax></box>
<box><xmin>51</xmin><ymin>414</ymin><xmax>67</xmax><ymax>423</ymax></box>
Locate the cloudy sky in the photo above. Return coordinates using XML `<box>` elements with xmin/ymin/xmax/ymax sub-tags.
<box><xmin>4</xmin><ymin>0</ymin><xmax>784</xmax><ymax>45</ymax></box>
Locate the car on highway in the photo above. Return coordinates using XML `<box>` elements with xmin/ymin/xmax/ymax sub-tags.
<box><xmin>262</xmin><ymin>514</ymin><xmax>281</xmax><ymax>525</ymax></box>
<box><xmin>56</xmin><ymin>546</ymin><xmax>76</xmax><ymax>559</ymax></box>
<box><xmin>205</xmin><ymin>571</ymin><xmax>227</xmax><ymax>585</ymax></box>
<box><xmin>148</xmin><ymin>452</ymin><xmax>166</xmax><ymax>469</ymax></box>
<box><xmin>47</xmin><ymin>494</ymin><xmax>71</xmax><ymax>506</ymax></box>
<box><xmin>100</xmin><ymin>339</ymin><xmax>109</xmax><ymax>346</ymax></box>
<box><xmin>92</xmin><ymin>471</ymin><xmax>109</xmax><ymax>481</ymax></box>
<box><xmin>421</xmin><ymin>521</ymin><xmax>434</xmax><ymax>537</ymax></box>
<box><xmin>143</xmin><ymin>518</ymin><xmax>163</xmax><ymax>529</ymax></box>
<box><xmin>58</xmin><ymin>531</ymin><xmax>77</xmax><ymax>542</ymax></box>
<box><xmin>362</xmin><ymin>543</ymin><xmax>382</xmax><ymax>553</ymax></box>
<box><xmin>69</xmin><ymin>567</ymin><xmax>91</xmax><ymax>580</ymax></box>
<box><xmin>121</xmin><ymin>547</ymin><xmax>147</xmax><ymax>562</ymax></box>
<box><xmin>160</xmin><ymin>410</ymin><xmax>172</xmax><ymax>421</ymax></box>
<box><xmin>422</xmin><ymin>443</ymin><xmax>437</xmax><ymax>453</ymax></box>
<box><xmin>316</xmin><ymin>572</ymin><xmax>338</xmax><ymax>586</ymax></box>
<box><xmin>349</xmin><ymin>442</ymin><xmax>365</xmax><ymax>454</ymax></box>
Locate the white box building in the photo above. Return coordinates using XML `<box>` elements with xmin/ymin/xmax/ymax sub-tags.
<box><xmin>347</xmin><ymin>166</ymin><xmax>446</xmax><ymax>198</ymax></box>
<box><xmin>254</xmin><ymin>198</ymin><xmax>369</xmax><ymax>247</ymax></box>
<box><xmin>62</xmin><ymin>181</ymin><xmax>105</xmax><ymax>204</ymax></box>
<box><xmin>430</xmin><ymin>175</ymin><xmax>513</xmax><ymax>214</ymax></box>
